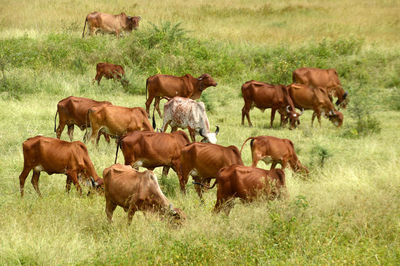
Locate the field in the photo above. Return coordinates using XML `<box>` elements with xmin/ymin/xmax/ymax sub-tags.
<box><xmin>1</xmin><ymin>0</ymin><xmax>400</xmax><ymax>264</ymax></box>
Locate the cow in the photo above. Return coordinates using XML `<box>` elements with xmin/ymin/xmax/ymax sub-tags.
<box><xmin>103</xmin><ymin>164</ymin><xmax>185</xmax><ymax>225</ymax></box>
<box><xmin>93</xmin><ymin>63</ymin><xmax>128</xmax><ymax>86</ymax></box>
<box><xmin>178</xmin><ymin>142</ymin><xmax>244</xmax><ymax>199</ymax></box>
<box><xmin>115</xmin><ymin>130</ymin><xmax>191</xmax><ymax>178</ymax></box>
<box><xmin>241</xmin><ymin>80</ymin><xmax>302</xmax><ymax>129</ymax></box>
<box><xmin>293</xmin><ymin>67</ymin><xmax>348</xmax><ymax>108</ymax></box>
<box><xmin>85</xmin><ymin>105</ymin><xmax>153</xmax><ymax>145</ymax></box>
<box><xmin>214</xmin><ymin>164</ymin><xmax>286</xmax><ymax>215</ymax></box>
<box><xmin>160</xmin><ymin>97</ymin><xmax>219</xmax><ymax>143</ymax></box>
<box><xmin>82</xmin><ymin>12</ymin><xmax>141</xmax><ymax>38</ymax></box>
<box><xmin>18</xmin><ymin>136</ymin><xmax>103</xmax><ymax>197</ymax></box>
<box><xmin>145</xmin><ymin>73</ymin><xmax>217</xmax><ymax>117</ymax></box>
<box><xmin>287</xmin><ymin>83</ymin><xmax>343</xmax><ymax>127</ymax></box>
<box><xmin>54</xmin><ymin>96</ymin><xmax>112</xmax><ymax>143</ymax></box>
<box><xmin>240</xmin><ymin>136</ymin><xmax>309</xmax><ymax>174</ymax></box>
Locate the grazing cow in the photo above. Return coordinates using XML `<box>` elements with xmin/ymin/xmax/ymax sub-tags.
<box><xmin>241</xmin><ymin>80</ymin><xmax>302</xmax><ymax>129</ymax></box>
<box><xmin>178</xmin><ymin>142</ymin><xmax>244</xmax><ymax>199</ymax></box>
<box><xmin>104</xmin><ymin>164</ymin><xmax>185</xmax><ymax>225</ymax></box>
<box><xmin>145</xmin><ymin>73</ymin><xmax>217</xmax><ymax>117</ymax></box>
<box><xmin>240</xmin><ymin>136</ymin><xmax>309</xmax><ymax>174</ymax></box>
<box><xmin>160</xmin><ymin>97</ymin><xmax>219</xmax><ymax>143</ymax></box>
<box><xmin>85</xmin><ymin>105</ymin><xmax>153</xmax><ymax>145</ymax></box>
<box><xmin>293</xmin><ymin>67</ymin><xmax>348</xmax><ymax>108</ymax></box>
<box><xmin>287</xmin><ymin>83</ymin><xmax>343</xmax><ymax>127</ymax></box>
<box><xmin>18</xmin><ymin>136</ymin><xmax>103</xmax><ymax>197</ymax></box>
<box><xmin>93</xmin><ymin>63</ymin><xmax>127</xmax><ymax>86</ymax></box>
<box><xmin>115</xmin><ymin>130</ymin><xmax>191</xmax><ymax>178</ymax></box>
<box><xmin>214</xmin><ymin>164</ymin><xmax>286</xmax><ymax>215</ymax></box>
<box><xmin>54</xmin><ymin>96</ymin><xmax>112</xmax><ymax>143</ymax></box>
<box><xmin>82</xmin><ymin>12</ymin><xmax>141</xmax><ymax>38</ymax></box>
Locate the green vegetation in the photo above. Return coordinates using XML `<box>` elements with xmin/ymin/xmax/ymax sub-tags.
<box><xmin>1</xmin><ymin>0</ymin><xmax>399</xmax><ymax>264</ymax></box>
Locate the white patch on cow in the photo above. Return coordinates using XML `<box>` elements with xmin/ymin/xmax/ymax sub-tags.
<box><xmin>293</xmin><ymin>114</ymin><xmax>297</xmax><ymax>118</ymax></box>
<box><xmin>34</xmin><ymin>165</ymin><xmax>44</xmax><ymax>171</ymax></box>
<box><xmin>189</xmin><ymin>168</ymin><xmax>198</xmax><ymax>176</ymax></box>
<box><xmin>205</xmin><ymin>133</ymin><xmax>217</xmax><ymax>144</ymax></box>
<box><xmin>133</xmin><ymin>160</ymin><xmax>143</xmax><ymax>168</ymax></box>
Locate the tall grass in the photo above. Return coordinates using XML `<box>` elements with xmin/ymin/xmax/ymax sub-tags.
<box><xmin>0</xmin><ymin>0</ymin><xmax>400</xmax><ymax>264</ymax></box>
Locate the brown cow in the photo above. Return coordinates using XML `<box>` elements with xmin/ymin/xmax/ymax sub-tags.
<box><xmin>85</xmin><ymin>105</ymin><xmax>153</xmax><ymax>145</ymax></box>
<box><xmin>287</xmin><ymin>83</ymin><xmax>343</xmax><ymax>127</ymax></box>
<box><xmin>93</xmin><ymin>63</ymin><xmax>128</xmax><ymax>86</ymax></box>
<box><xmin>18</xmin><ymin>136</ymin><xmax>103</xmax><ymax>197</ymax></box>
<box><xmin>241</xmin><ymin>80</ymin><xmax>302</xmax><ymax>129</ymax></box>
<box><xmin>214</xmin><ymin>164</ymin><xmax>286</xmax><ymax>215</ymax></box>
<box><xmin>145</xmin><ymin>73</ymin><xmax>217</xmax><ymax>117</ymax></box>
<box><xmin>104</xmin><ymin>164</ymin><xmax>185</xmax><ymax>225</ymax></box>
<box><xmin>240</xmin><ymin>136</ymin><xmax>309</xmax><ymax>174</ymax></box>
<box><xmin>82</xmin><ymin>12</ymin><xmax>141</xmax><ymax>38</ymax></box>
<box><xmin>115</xmin><ymin>130</ymin><xmax>191</xmax><ymax>178</ymax></box>
<box><xmin>178</xmin><ymin>142</ymin><xmax>244</xmax><ymax>199</ymax></box>
<box><xmin>54</xmin><ymin>96</ymin><xmax>112</xmax><ymax>143</ymax></box>
<box><xmin>293</xmin><ymin>67</ymin><xmax>348</xmax><ymax>108</ymax></box>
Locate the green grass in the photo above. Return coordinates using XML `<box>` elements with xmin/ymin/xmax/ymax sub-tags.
<box><xmin>1</xmin><ymin>0</ymin><xmax>400</xmax><ymax>264</ymax></box>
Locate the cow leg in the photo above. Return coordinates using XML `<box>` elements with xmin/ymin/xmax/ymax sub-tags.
<box><xmin>19</xmin><ymin>166</ymin><xmax>32</xmax><ymax>197</ymax></box>
<box><xmin>241</xmin><ymin>101</ymin><xmax>252</xmax><ymax>127</ymax></box>
<box><xmin>214</xmin><ymin>195</ymin><xmax>234</xmax><ymax>215</ymax></box>
<box><xmin>311</xmin><ymin>112</ymin><xmax>316</xmax><ymax>127</ymax></box>
<box><xmin>95</xmin><ymin>129</ymin><xmax>103</xmax><ymax>145</ymax></box>
<box><xmin>145</xmin><ymin>95</ymin><xmax>155</xmax><ymax>117</ymax></box>
<box><xmin>162</xmin><ymin>166</ymin><xmax>170</xmax><ymax>178</ymax></box>
<box><xmin>95</xmin><ymin>74</ymin><xmax>103</xmax><ymax>85</ymax></box>
<box><xmin>154</xmin><ymin>97</ymin><xmax>163</xmax><ymax>118</ymax></box>
<box><xmin>67</xmin><ymin>125</ymin><xmax>74</xmax><ymax>141</ymax></box>
<box><xmin>102</xmin><ymin>132</ymin><xmax>111</xmax><ymax>143</ymax></box>
<box><xmin>105</xmin><ymin>199</ymin><xmax>117</xmax><ymax>223</ymax></box>
<box><xmin>270</xmin><ymin>161</ymin><xmax>278</xmax><ymax>169</ymax></box>
<box><xmin>270</xmin><ymin>108</ymin><xmax>276</xmax><ymax>128</ymax></box>
<box><xmin>56</xmin><ymin>120</ymin><xmax>66</xmax><ymax>139</ymax></box>
<box><xmin>66</xmin><ymin>177</ymin><xmax>72</xmax><ymax>193</ymax></box>
<box><xmin>251</xmin><ymin>152</ymin><xmax>262</xmax><ymax>167</ymax></box>
<box><xmin>127</xmin><ymin>205</ymin><xmax>137</xmax><ymax>225</ymax></box>
<box><xmin>192</xmin><ymin>176</ymin><xmax>204</xmax><ymax>200</ymax></box>
<box><xmin>31</xmin><ymin>170</ymin><xmax>42</xmax><ymax>197</ymax></box>
<box><xmin>188</xmin><ymin>128</ymin><xmax>196</xmax><ymax>142</ymax></box>
<box><xmin>178</xmin><ymin>164</ymin><xmax>191</xmax><ymax>194</ymax></box>
<box><xmin>67</xmin><ymin>172</ymin><xmax>82</xmax><ymax>195</ymax></box>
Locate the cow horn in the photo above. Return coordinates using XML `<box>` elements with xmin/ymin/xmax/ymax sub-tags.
<box><xmin>286</xmin><ymin>105</ymin><xmax>291</xmax><ymax>113</ymax></box>
<box><xmin>299</xmin><ymin>108</ymin><xmax>304</xmax><ymax>115</ymax></box>
<box><xmin>169</xmin><ymin>203</ymin><xmax>177</xmax><ymax>215</ymax></box>
<box><xmin>343</xmin><ymin>91</ymin><xmax>348</xmax><ymax>99</ymax></box>
<box><xmin>329</xmin><ymin>110</ymin><xmax>334</xmax><ymax>116</ymax></box>
<box><xmin>215</xmin><ymin>126</ymin><xmax>220</xmax><ymax>135</ymax></box>
<box><xmin>199</xmin><ymin>128</ymin><xmax>206</xmax><ymax>137</ymax></box>
<box><xmin>89</xmin><ymin>177</ymin><xmax>98</xmax><ymax>188</ymax></box>
<box><xmin>127</xmin><ymin>16</ymin><xmax>132</xmax><ymax>19</ymax></box>
<box><xmin>198</xmin><ymin>77</ymin><xmax>203</xmax><ymax>81</ymax></box>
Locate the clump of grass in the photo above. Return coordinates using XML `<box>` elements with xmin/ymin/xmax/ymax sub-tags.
<box><xmin>309</xmin><ymin>144</ymin><xmax>331</xmax><ymax>168</ymax></box>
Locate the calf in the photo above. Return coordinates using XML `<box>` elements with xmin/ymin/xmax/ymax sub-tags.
<box><xmin>241</xmin><ymin>136</ymin><xmax>309</xmax><ymax>174</ymax></box>
<box><xmin>115</xmin><ymin>130</ymin><xmax>191</xmax><ymax>177</ymax></box>
<box><xmin>178</xmin><ymin>142</ymin><xmax>243</xmax><ymax>199</ymax></box>
<box><xmin>103</xmin><ymin>164</ymin><xmax>185</xmax><ymax>225</ymax></box>
<box><xmin>54</xmin><ymin>96</ymin><xmax>112</xmax><ymax>142</ymax></box>
<box><xmin>85</xmin><ymin>105</ymin><xmax>153</xmax><ymax>145</ymax></box>
<box><xmin>287</xmin><ymin>83</ymin><xmax>343</xmax><ymax>127</ymax></box>
<box><xmin>241</xmin><ymin>80</ymin><xmax>302</xmax><ymax>129</ymax></box>
<box><xmin>18</xmin><ymin>136</ymin><xmax>103</xmax><ymax>197</ymax></box>
<box><xmin>93</xmin><ymin>63</ymin><xmax>127</xmax><ymax>86</ymax></box>
<box><xmin>161</xmin><ymin>97</ymin><xmax>219</xmax><ymax>143</ymax></box>
<box><xmin>214</xmin><ymin>164</ymin><xmax>286</xmax><ymax>215</ymax></box>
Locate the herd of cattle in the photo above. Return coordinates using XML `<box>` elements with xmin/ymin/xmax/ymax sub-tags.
<box><xmin>18</xmin><ymin>11</ymin><xmax>349</xmax><ymax>223</ymax></box>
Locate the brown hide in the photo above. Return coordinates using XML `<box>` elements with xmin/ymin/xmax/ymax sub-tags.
<box><xmin>287</xmin><ymin>83</ymin><xmax>343</xmax><ymax>127</ymax></box>
<box><xmin>241</xmin><ymin>80</ymin><xmax>301</xmax><ymax>128</ymax></box>
<box><xmin>104</xmin><ymin>164</ymin><xmax>183</xmax><ymax>224</ymax></box>
<box><xmin>214</xmin><ymin>164</ymin><xmax>286</xmax><ymax>215</ymax></box>
<box><xmin>241</xmin><ymin>136</ymin><xmax>308</xmax><ymax>174</ymax></box>
<box><xmin>55</xmin><ymin>96</ymin><xmax>112</xmax><ymax>142</ymax></box>
<box><xmin>292</xmin><ymin>67</ymin><xmax>348</xmax><ymax>108</ymax></box>
<box><xmin>145</xmin><ymin>73</ymin><xmax>217</xmax><ymax>117</ymax></box>
<box><xmin>82</xmin><ymin>12</ymin><xmax>141</xmax><ymax>38</ymax></box>
<box><xmin>93</xmin><ymin>63</ymin><xmax>126</xmax><ymax>85</ymax></box>
<box><xmin>86</xmin><ymin>105</ymin><xmax>153</xmax><ymax>145</ymax></box>
<box><xmin>118</xmin><ymin>130</ymin><xmax>190</xmax><ymax>177</ymax></box>
<box><xmin>179</xmin><ymin>142</ymin><xmax>243</xmax><ymax>199</ymax></box>
<box><xmin>18</xmin><ymin>136</ymin><xmax>102</xmax><ymax>197</ymax></box>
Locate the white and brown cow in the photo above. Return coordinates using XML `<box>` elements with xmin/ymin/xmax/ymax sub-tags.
<box><xmin>160</xmin><ymin>97</ymin><xmax>219</xmax><ymax>143</ymax></box>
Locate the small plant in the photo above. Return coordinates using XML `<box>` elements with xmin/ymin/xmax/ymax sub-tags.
<box><xmin>200</xmin><ymin>92</ymin><xmax>215</xmax><ymax>113</ymax></box>
<box><xmin>310</xmin><ymin>145</ymin><xmax>331</xmax><ymax>168</ymax></box>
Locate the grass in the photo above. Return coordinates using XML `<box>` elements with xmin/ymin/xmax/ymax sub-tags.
<box><xmin>1</xmin><ymin>0</ymin><xmax>400</xmax><ymax>264</ymax></box>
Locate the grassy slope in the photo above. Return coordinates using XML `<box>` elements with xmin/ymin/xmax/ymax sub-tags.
<box><xmin>1</xmin><ymin>0</ymin><xmax>400</xmax><ymax>264</ymax></box>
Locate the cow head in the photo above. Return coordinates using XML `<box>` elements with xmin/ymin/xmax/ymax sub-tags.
<box><xmin>286</xmin><ymin>106</ymin><xmax>303</xmax><ymax>129</ymax></box>
<box><xmin>199</xmin><ymin>126</ymin><xmax>219</xmax><ymax>144</ymax></box>
<box><xmin>197</xmin><ymin>74</ymin><xmax>218</xmax><ymax>91</ymax></box>
<box><xmin>335</xmin><ymin>89</ymin><xmax>348</xmax><ymax>109</ymax></box>
<box><xmin>126</xmin><ymin>16</ymin><xmax>141</xmax><ymax>31</ymax></box>
<box><xmin>327</xmin><ymin>110</ymin><xmax>343</xmax><ymax>127</ymax></box>
<box><xmin>89</xmin><ymin>177</ymin><xmax>105</xmax><ymax>193</ymax></box>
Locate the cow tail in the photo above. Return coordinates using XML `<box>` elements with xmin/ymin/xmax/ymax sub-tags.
<box><xmin>54</xmin><ymin>110</ymin><xmax>58</xmax><ymax>133</ymax></box>
<box><xmin>84</xmin><ymin>109</ymin><xmax>91</xmax><ymax>143</ymax></box>
<box><xmin>192</xmin><ymin>179</ymin><xmax>217</xmax><ymax>189</ymax></box>
<box><xmin>152</xmin><ymin>104</ymin><xmax>156</xmax><ymax>129</ymax></box>
<box><xmin>82</xmin><ymin>17</ymin><xmax>87</xmax><ymax>38</ymax></box>
<box><xmin>145</xmin><ymin>77</ymin><xmax>149</xmax><ymax>101</ymax></box>
<box><xmin>239</xmin><ymin>137</ymin><xmax>256</xmax><ymax>155</ymax></box>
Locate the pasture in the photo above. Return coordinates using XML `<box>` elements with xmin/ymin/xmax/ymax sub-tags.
<box><xmin>1</xmin><ymin>0</ymin><xmax>400</xmax><ymax>264</ymax></box>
